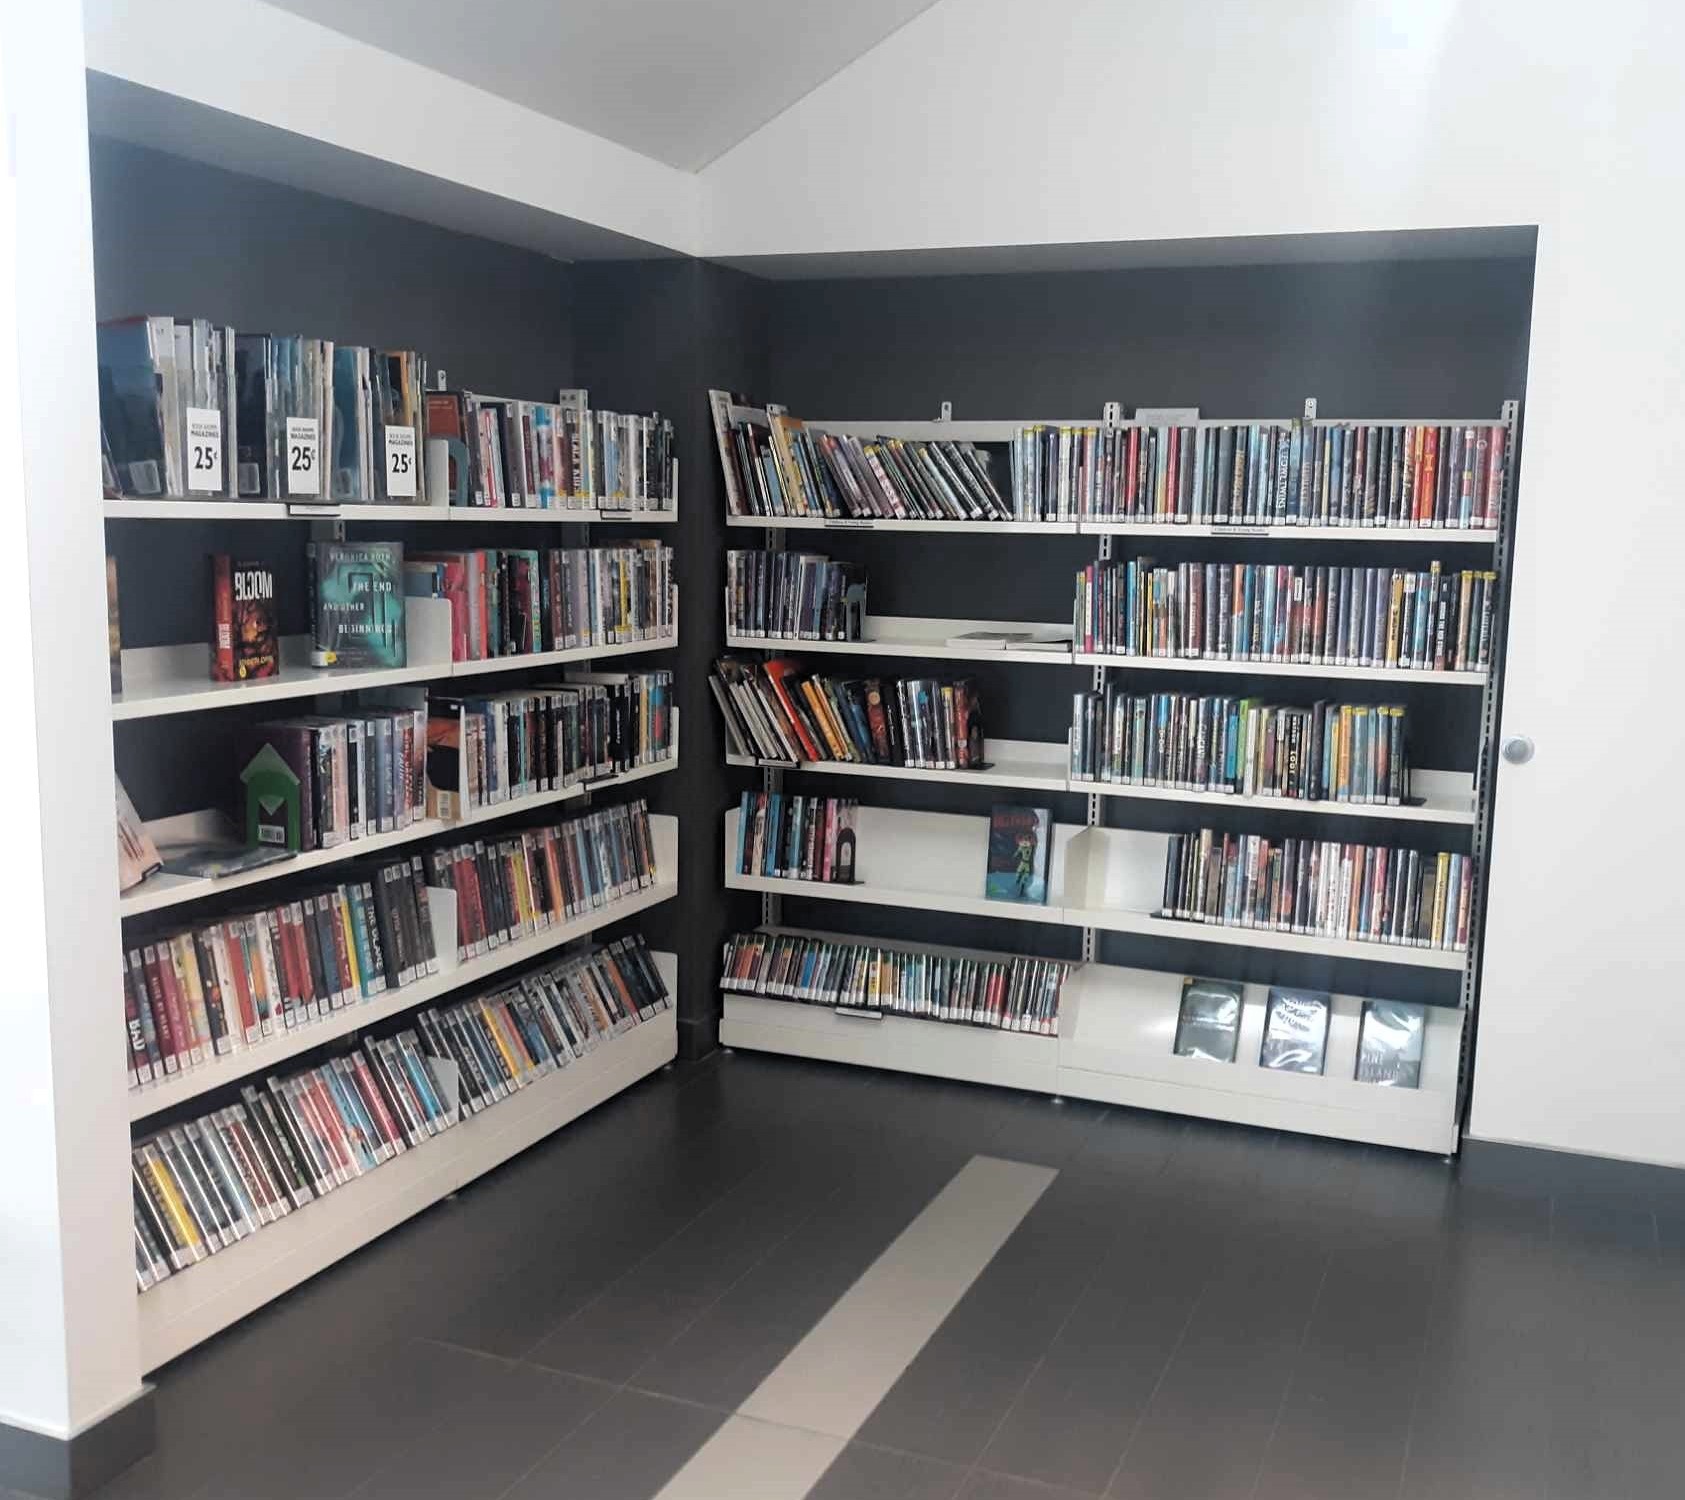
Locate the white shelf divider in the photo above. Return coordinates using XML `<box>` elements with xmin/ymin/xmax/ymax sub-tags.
<box><xmin>122</xmin><ymin>734</ymin><xmax>679</xmax><ymax>918</ymax></box>
<box><xmin>138</xmin><ymin>962</ymin><xmax>677</xmax><ymax>1373</ymax></box>
<box><xmin>723</xmin><ymin>805</ymin><xmax>1467</xmax><ymax>972</ymax></box>
<box><xmin>127</xmin><ymin>815</ymin><xmax>678</xmax><ymax>1121</ymax></box>
<box><xmin>104</xmin><ymin>498</ymin><xmax>676</xmax><ymax>525</ymax></box>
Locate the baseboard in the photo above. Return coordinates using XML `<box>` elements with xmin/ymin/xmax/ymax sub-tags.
<box><xmin>0</xmin><ymin>1388</ymin><xmax>154</xmax><ymax>1499</ymax></box>
<box><xmin>1461</xmin><ymin>1137</ymin><xmax>1685</xmax><ymax>1199</ymax></box>
<box><xmin>677</xmin><ymin>1014</ymin><xmax>718</xmax><ymax>1062</ymax></box>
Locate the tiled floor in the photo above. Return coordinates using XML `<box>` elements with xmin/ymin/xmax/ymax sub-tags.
<box><xmin>45</xmin><ymin>1051</ymin><xmax>1685</xmax><ymax>1500</ymax></box>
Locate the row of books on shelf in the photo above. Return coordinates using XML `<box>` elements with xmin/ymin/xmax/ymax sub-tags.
<box><xmin>420</xmin><ymin>800</ymin><xmax>659</xmax><ymax>963</ymax></box>
<box><xmin>1014</xmin><ymin>420</ymin><xmax>1506</xmax><ymax>528</ymax></box>
<box><xmin>735</xmin><ymin>793</ymin><xmax>858</xmax><ymax>883</ymax></box>
<box><xmin>725</xmin><ymin>549</ymin><xmax>865</xmax><ymax>641</ymax></box>
<box><xmin>132</xmin><ymin>934</ymin><xmax>671</xmax><ymax>1289</ymax></box>
<box><xmin>713</xmin><ymin>399</ymin><xmax>1014</xmax><ymax>524</ymax></box>
<box><xmin>98</xmin><ymin>315</ymin><xmax>674</xmax><ymax>509</ymax></box>
<box><xmin>1174</xmin><ymin>979</ymin><xmax>1427</xmax><ymax>1085</ymax></box>
<box><xmin>708</xmin><ymin>393</ymin><xmax>1507</xmax><ymax>531</ymax></box>
<box><xmin>123</xmin><ymin>851</ymin><xmax>440</xmax><ymax>1087</ymax></box>
<box><xmin>1075</xmin><ymin>559</ymin><xmax>1496</xmax><ymax>673</ymax></box>
<box><xmin>711</xmin><ymin>656</ymin><xmax>986</xmax><ymax>771</ymax></box>
<box><xmin>426</xmin><ymin>671</ymin><xmax>673</xmax><ymax>818</ymax></box>
<box><xmin>425</xmin><ymin>390</ymin><xmax>675</xmax><ymax>510</ymax></box>
<box><xmin>1160</xmin><ymin>830</ymin><xmax>1473</xmax><ymax>951</ymax></box>
<box><xmin>721</xmin><ymin>931</ymin><xmax>1072</xmax><ymax>1036</ymax></box>
<box><xmin>1070</xmin><ymin>690</ymin><xmax>1410</xmax><ymax>805</ymax></box>
<box><xmin>405</xmin><ymin>541</ymin><xmax>675</xmax><ymax>659</ymax></box>
<box><xmin>187</xmin><ymin>540</ymin><xmax>676</xmax><ymax>690</ymax></box>
<box><xmin>122</xmin><ymin>800</ymin><xmax>659</xmax><ymax>1090</ymax></box>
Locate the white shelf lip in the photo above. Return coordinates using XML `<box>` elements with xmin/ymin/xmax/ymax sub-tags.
<box><xmin>112</xmin><ymin>632</ymin><xmax>677</xmax><ymax>721</ymax></box>
<box><xmin>726</xmin><ymin>737</ymin><xmax>1068</xmax><ymax>794</ymax></box>
<box><xmin>447</xmin><ymin>633</ymin><xmax>678</xmax><ymax>679</ymax></box>
<box><xmin>103</xmin><ymin>498</ymin><xmax>676</xmax><ymax>525</ymax></box>
<box><xmin>721</xmin><ymin>513</ymin><xmax>1495</xmax><ymax>543</ymax></box>
<box><xmin>137</xmin><ymin>1000</ymin><xmax>677</xmax><ymax>1373</ymax></box>
<box><xmin>1078</xmin><ymin>520</ymin><xmax>1498</xmax><ymax>543</ymax></box>
<box><xmin>726</xmin><ymin>866</ymin><xmax>1065</xmax><ymax>928</ymax></box>
<box><xmin>724</xmin><ymin>515</ymin><xmax>1080</xmax><ymax>534</ymax></box>
<box><xmin>726</xmin><ymin>615</ymin><xmax>1073</xmax><ymax>666</ymax></box>
<box><xmin>127</xmin><ymin>860</ymin><xmax>680</xmax><ymax>1123</ymax></box>
<box><xmin>1071</xmin><ymin>774</ymin><xmax>1477</xmax><ymax>826</ymax></box>
<box><xmin>1073</xmin><ymin>652</ymin><xmax>1487</xmax><ymax>685</ymax></box>
<box><xmin>119</xmin><ymin>755</ymin><xmax>678</xmax><ymax>918</ymax></box>
<box><xmin>1068</xmin><ymin>907</ymin><xmax>1468</xmax><ymax>971</ymax></box>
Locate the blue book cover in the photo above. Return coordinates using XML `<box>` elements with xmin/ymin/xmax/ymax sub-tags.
<box><xmin>984</xmin><ymin>805</ymin><xmax>1051</xmax><ymax>905</ymax></box>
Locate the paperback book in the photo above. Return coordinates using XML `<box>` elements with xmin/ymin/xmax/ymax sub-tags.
<box><xmin>209</xmin><ymin>554</ymin><xmax>279</xmax><ymax>682</ymax></box>
<box><xmin>1355</xmin><ymin>1000</ymin><xmax>1426</xmax><ymax>1087</ymax></box>
<box><xmin>1259</xmin><ymin>987</ymin><xmax>1331</xmax><ymax>1074</ymax></box>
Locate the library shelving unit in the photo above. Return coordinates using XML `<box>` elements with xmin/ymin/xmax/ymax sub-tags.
<box><xmin>112</xmin><ymin>477</ymin><xmax>683</xmax><ymax>1370</ymax></box>
<box><xmin>710</xmin><ymin>395</ymin><xmax>1517</xmax><ymax>1155</ymax></box>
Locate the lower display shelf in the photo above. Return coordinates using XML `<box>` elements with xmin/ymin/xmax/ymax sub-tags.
<box><xmin>720</xmin><ymin>960</ymin><xmax>1463</xmax><ymax>1154</ymax></box>
<box><xmin>138</xmin><ymin>972</ymin><xmax>678</xmax><ymax>1373</ymax></box>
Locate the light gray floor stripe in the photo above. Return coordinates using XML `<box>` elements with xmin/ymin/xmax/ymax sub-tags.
<box><xmin>654</xmin><ymin>1154</ymin><xmax>1056</xmax><ymax>1500</ymax></box>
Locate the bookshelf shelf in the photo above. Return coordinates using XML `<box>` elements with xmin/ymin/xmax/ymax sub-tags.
<box><xmin>121</xmin><ymin>746</ymin><xmax>680</xmax><ymax>918</ymax></box>
<box><xmin>112</xmin><ymin>630</ymin><xmax>679</xmax><ymax>720</ymax></box>
<box><xmin>104</xmin><ymin>498</ymin><xmax>677</xmax><ymax>525</ymax></box>
<box><xmin>127</xmin><ymin>817</ymin><xmax>678</xmax><ymax>1122</ymax></box>
<box><xmin>721</xmin><ymin>513</ymin><xmax>1495</xmax><ymax>543</ymax></box>
<box><xmin>719</xmin><ymin>944</ymin><xmax>1462</xmax><ymax>1153</ymax></box>
<box><xmin>723</xmin><ymin>807</ymin><xmax>1466</xmax><ymax>971</ymax></box>
<box><xmin>726</xmin><ymin>616</ymin><xmax>1072</xmax><ymax>666</ymax></box>
<box><xmin>1073</xmin><ymin>652</ymin><xmax>1486</xmax><ymax>685</ymax></box>
<box><xmin>137</xmin><ymin>965</ymin><xmax>677</xmax><ymax>1373</ymax></box>
<box><xmin>726</xmin><ymin>737</ymin><xmax>1068</xmax><ymax>795</ymax></box>
<box><xmin>724</xmin><ymin>515</ymin><xmax>1080</xmax><ymax>535</ymax></box>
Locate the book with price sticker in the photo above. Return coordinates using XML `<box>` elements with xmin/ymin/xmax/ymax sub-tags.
<box><xmin>208</xmin><ymin>555</ymin><xmax>278</xmax><ymax>682</ymax></box>
<box><xmin>308</xmin><ymin>541</ymin><xmax>406</xmax><ymax>668</ymax></box>
<box><xmin>98</xmin><ymin>316</ymin><xmax>237</xmax><ymax>498</ymax></box>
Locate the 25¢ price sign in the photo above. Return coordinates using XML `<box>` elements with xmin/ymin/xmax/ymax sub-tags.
<box><xmin>384</xmin><ymin>425</ymin><xmax>418</xmax><ymax>497</ymax></box>
<box><xmin>186</xmin><ymin>407</ymin><xmax>223</xmax><ymax>493</ymax></box>
<box><xmin>286</xmin><ymin>416</ymin><xmax>320</xmax><ymax>498</ymax></box>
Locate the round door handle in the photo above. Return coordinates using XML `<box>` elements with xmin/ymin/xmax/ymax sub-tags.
<box><xmin>1501</xmin><ymin>735</ymin><xmax>1535</xmax><ymax>765</ymax></box>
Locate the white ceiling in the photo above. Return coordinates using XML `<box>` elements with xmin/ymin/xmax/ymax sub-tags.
<box><xmin>263</xmin><ymin>0</ymin><xmax>939</xmax><ymax>172</ymax></box>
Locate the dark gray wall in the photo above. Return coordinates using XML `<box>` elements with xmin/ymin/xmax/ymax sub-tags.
<box><xmin>759</xmin><ymin>257</ymin><xmax>1535</xmax><ymax>1006</ymax></box>
<box><xmin>571</xmin><ymin>259</ymin><xmax>766</xmax><ymax>1056</ymax></box>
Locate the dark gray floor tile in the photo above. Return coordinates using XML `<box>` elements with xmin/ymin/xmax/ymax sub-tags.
<box><xmin>499</xmin><ymin>1389</ymin><xmax>726</xmax><ymax>1500</ymax></box>
<box><xmin>350</xmin><ymin>1347</ymin><xmax>611</xmax><ymax>1500</ymax></box>
<box><xmin>1551</xmin><ymin>1190</ymin><xmax>1658</xmax><ymax>1252</ymax></box>
<box><xmin>628</xmin><ymin>1298</ymin><xmax>811</xmax><ymax>1412</ymax></box>
<box><xmin>957</xmin><ymin>1470</ymin><xmax>1098</xmax><ymax>1500</ymax></box>
<box><xmin>807</xmin><ymin>1442</ymin><xmax>968</xmax><ymax>1500</ymax></box>
<box><xmin>525</xmin><ymin>1283</ymin><xmax>714</xmax><ymax>1383</ymax></box>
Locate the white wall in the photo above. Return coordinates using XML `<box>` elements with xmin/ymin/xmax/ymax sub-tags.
<box><xmin>82</xmin><ymin>0</ymin><xmax>701</xmax><ymax>258</ymax></box>
<box><xmin>0</xmin><ymin>0</ymin><xmax>144</xmax><ymax>1437</ymax></box>
<box><xmin>700</xmin><ymin>0</ymin><xmax>1685</xmax><ymax>1166</ymax></box>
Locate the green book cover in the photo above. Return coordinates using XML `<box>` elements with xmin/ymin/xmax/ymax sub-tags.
<box><xmin>309</xmin><ymin>540</ymin><xmax>407</xmax><ymax>668</ymax></box>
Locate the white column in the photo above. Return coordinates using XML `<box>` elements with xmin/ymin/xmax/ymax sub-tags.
<box><xmin>0</xmin><ymin>0</ymin><xmax>144</xmax><ymax>1439</ymax></box>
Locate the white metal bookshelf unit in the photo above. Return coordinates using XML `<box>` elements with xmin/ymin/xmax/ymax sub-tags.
<box><xmin>112</xmin><ymin>490</ymin><xmax>682</xmax><ymax>1370</ymax></box>
<box><xmin>714</xmin><ymin>396</ymin><xmax>1518</xmax><ymax>1155</ymax></box>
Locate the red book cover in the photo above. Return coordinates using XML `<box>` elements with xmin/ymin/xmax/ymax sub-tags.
<box><xmin>149</xmin><ymin>939</ymin><xmax>190</xmax><ymax>1063</ymax></box>
<box><xmin>1417</xmin><ymin>427</ymin><xmax>1438</xmax><ymax>526</ymax></box>
<box><xmin>209</xmin><ymin>555</ymin><xmax>278</xmax><ymax>682</ymax></box>
<box><xmin>762</xmin><ymin>658</ymin><xmax>825</xmax><ymax>760</ymax></box>
<box><xmin>216</xmin><ymin>921</ymin><xmax>258</xmax><ymax>1043</ymax></box>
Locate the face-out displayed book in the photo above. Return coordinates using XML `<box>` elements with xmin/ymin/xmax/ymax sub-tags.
<box><xmin>308</xmin><ymin>541</ymin><xmax>406</xmax><ymax>668</ymax></box>
<box><xmin>1259</xmin><ymin>987</ymin><xmax>1330</xmax><ymax>1075</ymax></box>
<box><xmin>1355</xmin><ymin>1000</ymin><xmax>1426</xmax><ymax>1087</ymax></box>
<box><xmin>984</xmin><ymin>804</ymin><xmax>1051</xmax><ymax>904</ymax></box>
<box><xmin>1173</xmin><ymin>976</ymin><xmax>1243</xmax><ymax>1062</ymax></box>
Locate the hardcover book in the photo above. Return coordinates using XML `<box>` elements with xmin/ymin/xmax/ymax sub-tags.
<box><xmin>308</xmin><ymin>541</ymin><xmax>406</xmax><ymax>668</ymax></box>
<box><xmin>1355</xmin><ymin>1000</ymin><xmax>1426</xmax><ymax>1088</ymax></box>
<box><xmin>1174</xmin><ymin>977</ymin><xmax>1243</xmax><ymax>1062</ymax></box>
<box><xmin>1259</xmin><ymin>987</ymin><xmax>1330</xmax><ymax>1074</ymax></box>
<box><xmin>984</xmin><ymin>804</ymin><xmax>1051</xmax><ymax>904</ymax></box>
<box><xmin>209</xmin><ymin>555</ymin><xmax>279</xmax><ymax>682</ymax></box>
